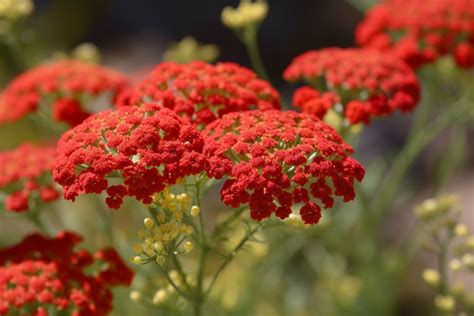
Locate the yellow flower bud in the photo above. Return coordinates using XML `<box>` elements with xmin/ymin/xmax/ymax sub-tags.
<box><xmin>154</xmin><ymin>241</ymin><xmax>164</xmax><ymax>252</ymax></box>
<box><xmin>462</xmin><ymin>254</ymin><xmax>474</xmax><ymax>268</ymax></box>
<box><xmin>465</xmin><ymin>236</ymin><xmax>474</xmax><ymax>250</ymax></box>
<box><xmin>434</xmin><ymin>295</ymin><xmax>455</xmax><ymax>312</ymax></box>
<box><xmin>156</xmin><ymin>255</ymin><xmax>166</xmax><ymax>266</ymax></box>
<box><xmin>152</xmin><ymin>289</ymin><xmax>168</xmax><ymax>305</ymax></box>
<box><xmin>422</xmin><ymin>269</ymin><xmax>440</xmax><ymax>287</ymax></box>
<box><xmin>144</xmin><ymin>217</ymin><xmax>155</xmax><ymax>229</ymax></box>
<box><xmin>133</xmin><ymin>244</ymin><xmax>143</xmax><ymax>254</ymax></box>
<box><xmin>449</xmin><ymin>259</ymin><xmax>463</xmax><ymax>272</ymax></box>
<box><xmin>190</xmin><ymin>205</ymin><xmax>200</xmax><ymax>216</ymax></box>
<box><xmin>129</xmin><ymin>290</ymin><xmax>141</xmax><ymax>303</ymax></box>
<box><xmin>132</xmin><ymin>256</ymin><xmax>142</xmax><ymax>265</ymax></box>
<box><xmin>184</xmin><ymin>241</ymin><xmax>194</xmax><ymax>253</ymax></box>
<box><xmin>454</xmin><ymin>224</ymin><xmax>468</xmax><ymax>237</ymax></box>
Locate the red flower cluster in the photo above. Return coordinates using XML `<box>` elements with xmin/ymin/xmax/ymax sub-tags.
<box><xmin>0</xmin><ymin>144</ymin><xmax>59</xmax><ymax>212</ymax></box>
<box><xmin>53</xmin><ymin>104</ymin><xmax>208</xmax><ymax>209</ymax></box>
<box><xmin>356</xmin><ymin>0</ymin><xmax>474</xmax><ymax>68</ymax></box>
<box><xmin>203</xmin><ymin>110</ymin><xmax>365</xmax><ymax>225</ymax></box>
<box><xmin>284</xmin><ymin>48</ymin><xmax>420</xmax><ymax>124</ymax></box>
<box><xmin>0</xmin><ymin>60</ymin><xmax>129</xmax><ymax>126</ymax></box>
<box><xmin>0</xmin><ymin>231</ymin><xmax>133</xmax><ymax>316</ymax></box>
<box><xmin>117</xmin><ymin>61</ymin><xmax>281</xmax><ymax>127</ymax></box>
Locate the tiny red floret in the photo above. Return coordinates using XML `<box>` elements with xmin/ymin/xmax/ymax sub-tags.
<box><xmin>0</xmin><ymin>60</ymin><xmax>130</xmax><ymax>126</ymax></box>
<box><xmin>53</xmin><ymin>103</ymin><xmax>209</xmax><ymax>208</ymax></box>
<box><xmin>203</xmin><ymin>110</ymin><xmax>365</xmax><ymax>225</ymax></box>
<box><xmin>284</xmin><ymin>48</ymin><xmax>420</xmax><ymax>124</ymax></box>
<box><xmin>117</xmin><ymin>61</ymin><xmax>281</xmax><ymax>128</ymax></box>
<box><xmin>0</xmin><ymin>144</ymin><xmax>59</xmax><ymax>212</ymax></box>
<box><xmin>356</xmin><ymin>0</ymin><xmax>474</xmax><ymax>68</ymax></box>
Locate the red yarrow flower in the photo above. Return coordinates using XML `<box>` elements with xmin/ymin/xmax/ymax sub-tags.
<box><xmin>0</xmin><ymin>143</ymin><xmax>59</xmax><ymax>212</ymax></box>
<box><xmin>284</xmin><ymin>48</ymin><xmax>420</xmax><ymax>124</ymax></box>
<box><xmin>0</xmin><ymin>232</ymin><xmax>133</xmax><ymax>316</ymax></box>
<box><xmin>356</xmin><ymin>0</ymin><xmax>474</xmax><ymax>68</ymax></box>
<box><xmin>203</xmin><ymin>110</ymin><xmax>365</xmax><ymax>225</ymax></box>
<box><xmin>53</xmin><ymin>103</ymin><xmax>209</xmax><ymax>209</ymax></box>
<box><xmin>0</xmin><ymin>60</ymin><xmax>130</xmax><ymax>126</ymax></box>
<box><xmin>117</xmin><ymin>61</ymin><xmax>281</xmax><ymax>128</ymax></box>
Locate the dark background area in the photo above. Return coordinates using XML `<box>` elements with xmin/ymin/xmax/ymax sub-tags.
<box><xmin>32</xmin><ymin>0</ymin><xmax>362</xmax><ymax>84</ymax></box>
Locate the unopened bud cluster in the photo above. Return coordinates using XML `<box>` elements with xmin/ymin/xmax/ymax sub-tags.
<box><xmin>417</xmin><ymin>195</ymin><xmax>474</xmax><ymax>315</ymax></box>
<box><xmin>132</xmin><ymin>189</ymin><xmax>198</xmax><ymax>267</ymax></box>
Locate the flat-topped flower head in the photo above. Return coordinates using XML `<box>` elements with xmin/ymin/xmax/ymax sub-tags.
<box><xmin>117</xmin><ymin>61</ymin><xmax>281</xmax><ymax>128</ymax></box>
<box><xmin>0</xmin><ymin>231</ymin><xmax>134</xmax><ymax>316</ymax></box>
<box><xmin>284</xmin><ymin>48</ymin><xmax>420</xmax><ymax>124</ymax></box>
<box><xmin>356</xmin><ymin>0</ymin><xmax>474</xmax><ymax>68</ymax></box>
<box><xmin>0</xmin><ymin>143</ymin><xmax>59</xmax><ymax>212</ymax></box>
<box><xmin>203</xmin><ymin>110</ymin><xmax>365</xmax><ymax>225</ymax></box>
<box><xmin>0</xmin><ymin>60</ymin><xmax>130</xmax><ymax>126</ymax></box>
<box><xmin>53</xmin><ymin>104</ymin><xmax>208</xmax><ymax>209</ymax></box>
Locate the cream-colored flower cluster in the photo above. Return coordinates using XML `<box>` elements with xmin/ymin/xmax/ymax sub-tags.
<box><xmin>0</xmin><ymin>0</ymin><xmax>33</xmax><ymax>20</ymax></box>
<box><xmin>164</xmin><ymin>36</ymin><xmax>219</xmax><ymax>64</ymax></box>
<box><xmin>221</xmin><ymin>0</ymin><xmax>268</xmax><ymax>29</ymax></box>
<box><xmin>132</xmin><ymin>189</ymin><xmax>196</xmax><ymax>267</ymax></box>
<box><xmin>417</xmin><ymin>195</ymin><xmax>474</xmax><ymax>314</ymax></box>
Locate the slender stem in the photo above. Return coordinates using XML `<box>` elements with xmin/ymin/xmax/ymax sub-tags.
<box><xmin>204</xmin><ymin>222</ymin><xmax>264</xmax><ymax>298</ymax></box>
<box><xmin>370</xmin><ymin>99</ymin><xmax>469</xmax><ymax>224</ymax></box>
<box><xmin>437</xmin><ymin>239</ymin><xmax>449</xmax><ymax>295</ymax></box>
<box><xmin>192</xmin><ymin>179</ymin><xmax>207</xmax><ymax>316</ymax></box>
<box><xmin>154</xmin><ymin>262</ymin><xmax>191</xmax><ymax>300</ymax></box>
<box><xmin>241</xmin><ymin>26</ymin><xmax>270</xmax><ymax>81</ymax></box>
<box><xmin>171</xmin><ymin>255</ymin><xmax>192</xmax><ymax>292</ymax></box>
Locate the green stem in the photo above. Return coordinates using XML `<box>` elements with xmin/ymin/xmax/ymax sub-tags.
<box><xmin>370</xmin><ymin>99</ymin><xmax>469</xmax><ymax>224</ymax></box>
<box><xmin>204</xmin><ymin>222</ymin><xmax>264</xmax><ymax>298</ymax></box>
<box><xmin>27</xmin><ymin>208</ymin><xmax>51</xmax><ymax>236</ymax></box>
<box><xmin>241</xmin><ymin>26</ymin><xmax>270</xmax><ymax>81</ymax></box>
<box><xmin>192</xmin><ymin>179</ymin><xmax>207</xmax><ymax>316</ymax></box>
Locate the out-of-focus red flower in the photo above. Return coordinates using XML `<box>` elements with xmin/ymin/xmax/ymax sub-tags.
<box><xmin>0</xmin><ymin>232</ymin><xmax>133</xmax><ymax>316</ymax></box>
<box><xmin>203</xmin><ymin>110</ymin><xmax>365</xmax><ymax>225</ymax></box>
<box><xmin>284</xmin><ymin>48</ymin><xmax>420</xmax><ymax>124</ymax></box>
<box><xmin>0</xmin><ymin>144</ymin><xmax>59</xmax><ymax>212</ymax></box>
<box><xmin>0</xmin><ymin>60</ymin><xmax>129</xmax><ymax>126</ymax></box>
<box><xmin>117</xmin><ymin>61</ymin><xmax>281</xmax><ymax>128</ymax></box>
<box><xmin>356</xmin><ymin>0</ymin><xmax>474</xmax><ymax>68</ymax></box>
<box><xmin>53</xmin><ymin>103</ymin><xmax>209</xmax><ymax>209</ymax></box>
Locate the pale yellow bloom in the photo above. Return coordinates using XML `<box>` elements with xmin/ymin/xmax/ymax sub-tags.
<box><xmin>221</xmin><ymin>0</ymin><xmax>268</xmax><ymax>29</ymax></box>
<box><xmin>0</xmin><ymin>0</ymin><xmax>33</xmax><ymax>20</ymax></box>
<box><xmin>422</xmin><ymin>269</ymin><xmax>440</xmax><ymax>287</ymax></box>
<box><xmin>434</xmin><ymin>295</ymin><xmax>455</xmax><ymax>312</ymax></box>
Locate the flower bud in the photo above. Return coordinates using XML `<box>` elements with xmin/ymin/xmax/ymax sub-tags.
<box><xmin>184</xmin><ymin>241</ymin><xmax>194</xmax><ymax>253</ymax></box>
<box><xmin>144</xmin><ymin>218</ymin><xmax>155</xmax><ymax>229</ymax></box>
<box><xmin>434</xmin><ymin>295</ymin><xmax>455</xmax><ymax>312</ymax></box>
<box><xmin>454</xmin><ymin>224</ymin><xmax>468</xmax><ymax>237</ymax></box>
<box><xmin>129</xmin><ymin>290</ymin><xmax>141</xmax><ymax>303</ymax></box>
<box><xmin>190</xmin><ymin>205</ymin><xmax>200</xmax><ymax>216</ymax></box>
<box><xmin>422</xmin><ymin>269</ymin><xmax>440</xmax><ymax>287</ymax></box>
<box><xmin>132</xmin><ymin>256</ymin><xmax>142</xmax><ymax>265</ymax></box>
<box><xmin>152</xmin><ymin>289</ymin><xmax>168</xmax><ymax>305</ymax></box>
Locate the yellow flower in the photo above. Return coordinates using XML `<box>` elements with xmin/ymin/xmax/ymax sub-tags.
<box><xmin>0</xmin><ymin>0</ymin><xmax>33</xmax><ymax>20</ymax></box>
<box><xmin>164</xmin><ymin>36</ymin><xmax>219</xmax><ymax>64</ymax></box>
<box><xmin>221</xmin><ymin>0</ymin><xmax>268</xmax><ymax>29</ymax></box>
<box><xmin>191</xmin><ymin>205</ymin><xmax>200</xmax><ymax>217</ymax></box>
<box><xmin>422</xmin><ymin>269</ymin><xmax>440</xmax><ymax>287</ymax></box>
<box><xmin>184</xmin><ymin>241</ymin><xmax>194</xmax><ymax>253</ymax></box>
<box><xmin>152</xmin><ymin>289</ymin><xmax>168</xmax><ymax>305</ymax></box>
<box><xmin>454</xmin><ymin>224</ymin><xmax>468</xmax><ymax>237</ymax></box>
<box><xmin>434</xmin><ymin>295</ymin><xmax>455</xmax><ymax>312</ymax></box>
<box><xmin>129</xmin><ymin>290</ymin><xmax>141</xmax><ymax>303</ymax></box>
